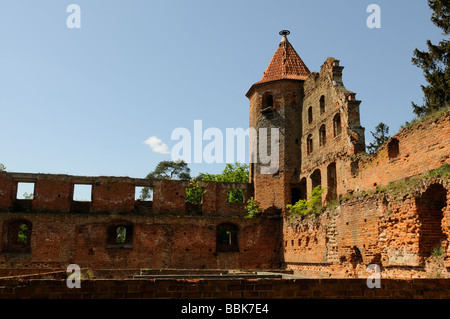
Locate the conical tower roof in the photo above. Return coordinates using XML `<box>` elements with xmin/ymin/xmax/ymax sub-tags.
<box><xmin>247</xmin><ymin>31</ymin><xmax>310</xmax><ymax>97</ymax></box>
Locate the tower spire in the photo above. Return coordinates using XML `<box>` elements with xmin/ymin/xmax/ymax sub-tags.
<box><xmin>247</xmin><ymin>30</ymin><xmax>310</xmax><ymax>93</ymax></box>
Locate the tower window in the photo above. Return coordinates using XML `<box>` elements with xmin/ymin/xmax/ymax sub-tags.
<box><xmin>261</xmin><ymin>93</ymin><xmax>274</xmax><ymax>113</ymax></box>
<box><xmin>319</xmin><ymin>124</ymin><xmax>326</xmax><ymax>146</ymax></box>
<box><xmin>320</xmin><ymin>96</ymin><xmax>325</xmax><ymax>114</ymax></box>
<box><xmin>308</xmin><ymin>106</ymin><xmax>313</xmax><ymax>124</ymax></box>
<box><xmin>333</xmin><ymin>113</ymin><xmax>342</xmax><ymax>137</ymax></box>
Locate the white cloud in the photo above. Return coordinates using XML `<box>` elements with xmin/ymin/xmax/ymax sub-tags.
<box><xmin>143</xmin><ymin>136</ymin><xmax>170</xmax><ymax>154</ymax></box>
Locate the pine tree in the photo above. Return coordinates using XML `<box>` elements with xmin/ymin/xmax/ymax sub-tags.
<box><xmin>411</xmin><ymin>0</ymin><xmax>449</xmax><ymax>117</ymax></box>
<box><xmin>367</xmin><ymin>122</ymin><xmax>390</xmax><ymax>154</ymax></box>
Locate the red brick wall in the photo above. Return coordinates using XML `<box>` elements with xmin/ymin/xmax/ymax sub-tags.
<box><xmin>283</xmin><ymin>178</ymin><xmax>450</xmax><ymax>278</ymax></box>
<box><xmin>0</xmin><ymin>174</ymin><xmax>281</xmax><ymax>270</ymax></box>
<box><xmin>0</xmin><ymin>277</ymin><xmax>449</xmax><ymax>299</ymax></box>
<box><xmin>351</xmin><ymin>112</ymin><xmax>450</xmax><ymax>193</ymax></box>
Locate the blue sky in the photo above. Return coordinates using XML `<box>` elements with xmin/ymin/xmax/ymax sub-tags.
<box><xmin>0</xmin><ymin>0</ymin><xmax>444</xmax><ymax>180</ymax></box>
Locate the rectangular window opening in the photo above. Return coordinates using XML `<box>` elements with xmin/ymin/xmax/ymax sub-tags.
<box><xmin>73</xmin><ymin>184</ymin><xmax>92</xmax><ymax>202</ymax></box>
<box><xmin>226</xmin><ymin>189</ymin><xmax>244</xmax><ymax>203</ymax></box>
<box><xmin>16</xmin><ymin>182</ymin><xmax>35</xmax><ymax>200</ymax></box>
<box><xmin>135</xmin><ymin>186</ymin><xmax>153</xmax><ymax>201</ymax></box>
<box><xmin>186</xmin><ymin>187</ymin><xmax>204</xmax><ymax>204</ymax></box>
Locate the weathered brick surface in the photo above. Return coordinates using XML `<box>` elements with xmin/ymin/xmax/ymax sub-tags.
<box><xmin>283</xmin><ymin>178</ymin><xmax>450</xmax><ymax>278</ymax></box>
<box><xmin>350</xmin><ymin>113</ymin><xmax>450</xmax><ymax>193</ymax></box>
<box><xmin>0</xmin><ymin>175</ymin><xmax>281</xmax><ymax>270</ymax></box>
<box><xmin>0</xmin><ymin>277</ymin><xmax>449</xmax><ymax>299</ymax></box>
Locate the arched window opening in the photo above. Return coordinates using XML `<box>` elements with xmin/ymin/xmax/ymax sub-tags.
<box><xmin>311</xmin><ymin>169</ymin><xmax>322</xmax><ymax>190</ymax></box>
<box><xmin>333</xmin><ymin>113</ymin><xmax>342</xmax><ymax>137</ymax></box>
<box><xmin>299</xmin><ymin>177</ymin><xmax>307</xmax><ymax>201</ymax></box>
<box><xmin>320</xmin><ymin>95</ymin><xmax>325</xmax><ymax>114</ymax></box>
<box><xmin>416</xmin><ymin>184</ymin><xmax>447</xmax><ymax>260</ymax></box>
<box><xmin>216</xmin><ymin>223</ymin><xmax>239</xmax><ymax>252</ymax></box>
<box><xmin>319</xmin><ymin>124</ymin><xmax>327</xmax><ymax>146</ymax></box>
<box><xmin>307</xmin><ymin>134</ymin><xmax>313</xmax><ymax>155</ymax></box>
<box><xmin>261</xmin><ymin>93</ymin><xmax>274</xmax><ymax>113</ymax></box>
<box><xmin>326</xmin><ymin>163</ymin><xmax>337</xmax><ymax>202</ymax></box>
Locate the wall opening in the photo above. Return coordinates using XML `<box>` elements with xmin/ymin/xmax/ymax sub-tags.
<box><xmin>308</xmin><ymin>106</ymin><xmax>313</xmax><ymax>124</ymax></box>
<box><xmin>2</xmin><ymin>219</ymin><xmax>32</xmax><ymax>253</ymax></box>
<box><xmin>71</xmin><ymin>184</ymin><xmax>92</xmax><ymax>212</ymax></box>
<box><xmin>333</xmin><ymin>113</ymin><xmax>342</xmax><ymax>137</ymax></box>
<box><xmin>350</xmin><ymin>246</ymin><xmax>363</xmax><ymax>266</ymax></box>
<box><xmin>261</xmin><ymin>93</ymin><xmax>274</xmax><ymax>114</ymax></box>
<box><xmin>299</xmin><ymin>178</ymin><xmax>307</xmax><ymax>200</ymax></box>
<box><xmin>326</xmin><ymin>163</ymin><xmax>337</xmax><ymax>201</ymax></box>
<box><xmin>291</xmin><ymin>187</ymin><xmax>301</xmax><ymax>205</ymax></box>
<box><xmin>107</xmin><ymin>222</ymin><xmax>134</xmax><ymax>248</ymax></box>
<box><xmin>320</xmin><ymin>95</ymin><xmax>325</xmax><ymax>114</ymax></box>
<box><xmin>350</xmin><ymin>161</ymin><xmax>359</xmax><ymax>177</ymax></box>
<box><xmin>307</xmin><ymin>134</ymin><xmax>313</xmax><ymax>155</ymax></box>
<box><xmin>73</xmin><ymin>184</ymin><xmax>92</xmax><ymax>202</ymax></box>
<box><xmin>319</xmin><ymin>124</ymin><xmax>327</xmax><ymax>146</ymax></box>
<box><xmin>311</xmin><ymin>169</ymin><xmax>322</xmax><ymax>190</ymax></box>
<box><xmin>135</xmin><ymin>186</ymin><xmax>153</xmax><ymax>201</ymax></box>
<box><xmin>134</xmin><ymin>186</ymin><xmax>153</xmax><ymax>213</ymax></box>
<box><xmin>387</xmin><ymin>138</ymin><xmax>400</xmax><ymax>159</ymax></box>
<box><xmin>227</xmin><ymin>189</ymin><xmax>244</xmax><ymax>203</ymax></box>
<box><xmin>14</xmin><ymin>182</ymin><xmax>35</xmax><ymax>211</ymax></box>
<box><xmin>16</xmin><ymin>182</ymin><xmax>35</xmax><ymax>200</ymax></box>
<box><xmin>416</xmin><ymin>183</ymin><xmax>448</xmax><ymax>260</ymax></box>
<box><xmin>186</xmin><ymin>185</ymin><xmax>204</xmax><ymax>214</ymax></box>
<box><xmin>216</xmin><ymin>223</ymin><xmax>239</xmax><ymax>252</ymax></box>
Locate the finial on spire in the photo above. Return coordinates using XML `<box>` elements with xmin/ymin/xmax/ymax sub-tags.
<box><xmin>279</xmin><ymin>30</ymin><xmax>290</xmax><ymax>37</ymax></box>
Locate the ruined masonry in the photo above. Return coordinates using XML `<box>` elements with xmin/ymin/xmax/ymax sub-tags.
<box><xmin>0</xmin><ymin>31</ymin><xmax>449</xmax><ymax>279</ymax></box>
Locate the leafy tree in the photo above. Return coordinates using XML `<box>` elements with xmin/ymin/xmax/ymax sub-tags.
<box><xmin>145</xmin><ymin>160</ymin><xmax>191</xmax><ymax>180</ymax></box>
<box><xmin>286</xmin><ymin>185</ymin><xmax>324</xmax><ymax>219</ymax></box>
<box><xmin>0</xmin><ymin>163</ymin><xmax>5</xmax><ymax>172</ymax></box>
<box><xmin>196</xmin><ymin>162</ymin><xmax>249</xmax><ymax>203</ymax></box>
<box><xmin>139</xmin><ymin>160</ymin><xmax>191</xmax><ymax>200</ymax></box>
<box><xmin>185</xmin><ymin>179</ymin><xmax>206</xmax><ymax>205</ymax></box>
<box><xmin>411</xmin><ymin>0</ymin><xmax>449</xmax><ymax>117</ymax></box>
<box><xmin>366</xmin><ymin>122</ymin><xmax>390</xmax><ymax>154</ymax></box>
<box><xmin>245</xmin><ymin>197</ymin><xmax>262</xmax><ymax>218</ymax></box>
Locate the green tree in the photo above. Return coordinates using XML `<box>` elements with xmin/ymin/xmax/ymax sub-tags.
<box><xmin>0</xmin><ymin>163</ymin><xmax>5</xmax><ymax>172</ymax></box>
<box><xmin>140</xmin><ymin>160</ymin><xmax>191</xmax><ymax>200</ymax></box>
<box><xmin>286</xmin><ymin>185</ymin><xmax>324</xmax><ymax>219</ymax></box>
<box><xmin>411</xmin><ymin>0</ymin><xmax>449</xmax><ymax>117</ymax></box>
<box><xmin>196</xmin><ymin>162</ymin><xmax>249</xmax><ymax>203</ymax></box>
<box><xmin>366</xmin><ymin>122</ymin><xmax>390</xmax><ymax>154</ymax></box>
<box><xmin>245</xmin><ymin>197</ymin><xmax>262</xmax><ymax>218</ymax></box>
<box><xmin>185</xmin><ymin>179</ymin><xmax>206</xmax><ymax>205</ymax></box>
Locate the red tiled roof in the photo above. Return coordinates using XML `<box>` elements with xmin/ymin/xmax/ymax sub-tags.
<box><xmin>255</xmin><ymin>35</ymin><xmax>310</xmax><ymax>85</ymax></box>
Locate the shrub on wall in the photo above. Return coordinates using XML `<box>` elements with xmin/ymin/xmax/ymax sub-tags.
<box><xmin>286</xmin><ymin>185</ymin><xmax>324</xmax><ymax>219</ymax></box>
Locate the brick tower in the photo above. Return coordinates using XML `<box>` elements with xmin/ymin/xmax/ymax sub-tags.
<box><xmin>246</xmin><ymin>30</ymin><xmax>310</xmax><ymax>212</ymax></box>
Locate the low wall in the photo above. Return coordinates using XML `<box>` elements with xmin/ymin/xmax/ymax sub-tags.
<box><xmin>0</xmin><ymin>278</ymin><xmax>449</xmax><ymax>299</ymax></box>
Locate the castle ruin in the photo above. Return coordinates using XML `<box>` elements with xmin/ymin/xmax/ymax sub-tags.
<box><xmin>0</xmin><ymin>31</ymin><xmax>449</xmax><ymax>290</ymax></box>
